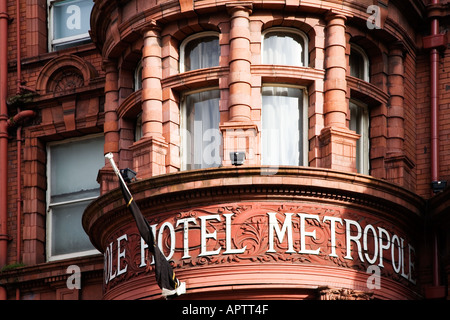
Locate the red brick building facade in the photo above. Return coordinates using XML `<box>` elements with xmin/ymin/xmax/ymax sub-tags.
<box><xmin>0</xmin><ymin>0</ymin><xmax>450</xmax><ymax>300</ymax></box>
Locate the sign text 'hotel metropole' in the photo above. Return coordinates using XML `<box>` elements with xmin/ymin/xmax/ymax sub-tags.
<box><xmin>103</xmin><ymin>208</ymin><xmax>417</xmax><ymax>287</ymax></box>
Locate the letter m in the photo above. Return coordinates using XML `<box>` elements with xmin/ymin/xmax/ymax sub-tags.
<box><xmin>267</xmin><ymin>212</ymin><xmax>295</xmax><ymax>253</ymax></box>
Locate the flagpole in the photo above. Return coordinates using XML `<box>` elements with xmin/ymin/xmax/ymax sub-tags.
<box><xmin>105</xmin><ymin>152</ymin><xmax>132</xmax><ymax>195</ymax></box>
<box><xmin>104</xmin><ymin>152</ymin><xmax>186</xmax><ymax>298</ymax></box>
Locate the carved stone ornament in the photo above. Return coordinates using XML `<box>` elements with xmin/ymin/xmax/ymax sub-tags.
<box><xmin>318</xmin><ymin>286</ymin><xmax>374</xmax><ymax>300</ymax></box>
<box><xmin>52</xmin><ymin>68</ymin><xmax>85</xmax><ymax>92</ymax></box>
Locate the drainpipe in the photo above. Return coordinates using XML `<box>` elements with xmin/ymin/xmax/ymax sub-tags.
<box><xmin>15</xmin><ymin>0</ymin><xmax>21</xmax><ymax>94</ymax></box>
<box><xmin>429</xmin><ymin>3</ymin><xmax>443</xmax><ymax>194</ymax></box>
<box><xmin>430</xmin><ymin>0</ymin><xmax>443</xmax><ymax>297</ymax></box>
<box><xmin>6</xmin><ymin>109</ymin><xmax>36</xmax><ymax>301</ymax></box>
<box><xmin>16</xmin><ymin>123</ymin><xmax>21</xmax><ymax>301</ymax></box>
<box><xmin>0</xmin><ymin>0</ymin><xmax>9</xmax><ymax>301</ymax></box>
<box><xmin>423</xmin><ymin>0</ymin><xmax>447</xmax><ymax>299</ymax></box>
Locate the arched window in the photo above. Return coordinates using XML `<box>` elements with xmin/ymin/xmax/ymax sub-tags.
<box><xmin>349</xmin><ymin>44</ymin><xmax>370</xmax><ymax>82</ymax></box>
<box><xmin>349</xmin><ymin>100</ymin><xmax>370</xmax><ymax>174</ymax></box>
<box><xmin>261</xmin><ymin>85</ymin><xmax>307</xmax><ymax>166</ymax></box>
<box><xmin>262</xmin><ymin>28</ymin><xmax>308</xmax><ymax>67</ymax></box>
<box><xmin>180</xmin><ymin>32</ymin><xmax>220</xmax><ymax>72</ymax></box>
<box><xmin>181</xmin><ymin>89</ymin><xmax>221</xmax><ymax>170</ymax></box>
<box><xmin>134</xmin><ymin>60</ymin><xmax>142</xmax><ymax>91</ymax></box>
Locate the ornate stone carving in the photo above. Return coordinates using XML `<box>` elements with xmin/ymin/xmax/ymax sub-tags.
<box><xmin>52</xmin><ymin>69</ymin><xmax>84</xmax><ymax>92</ymax></box>
<box><xmin>318</xmin><ymin>286</ymin><xmax>374</xmax><ymax>300</ymax></box>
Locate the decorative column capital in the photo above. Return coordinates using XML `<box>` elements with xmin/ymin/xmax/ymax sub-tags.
<box><xmin>325</xmin><ymin>10</ymin><xmax>348</xmax><ymax>24</ymax></box>
<box><xmin>102</xmin><ymin>59</ymin><xmax>118</xmax><ymax>72</ymax></box>
<box><xmin>141</xmin><ymin>20</ymin><xmax>162</xmax><ymax>37</ymax></box>
<box><xmin>226</xmin><ymin>2</ymin><xmax>253</xmax><ymax>16</ymax></box>
<box><xmin>388</xmin><ymin>41</ymin><xmax>407</xmax><ymax>57</ymax></box>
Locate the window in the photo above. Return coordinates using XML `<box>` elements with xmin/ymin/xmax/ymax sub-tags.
<box><xmin>349</xmin><ymin>100</ymin><xmax>370</xmax><ymax>174</ymax></box>
<box><xmin>135</xmin><ymin>112</ymin><xmax>143</xmax><ymax>142</ymax></box>
<box><xmin>181</xmin><ymin>90</ymin><xmax>221</xmax><ymax>170</ymax></box>
<box><xmin>47</xmin><ymin>134</ymin><xmax>104</xmax><ymax>260</ymax></box>
<box><xmin>261</xmin><ymin>86</ymin><xmax>307</xmax><ymax>166</ymax></box>
<box><xmin>349</xmin><ymin>44</ymin><xmax>370</xmax><ymax>82</ymax></box>
<box><xmin>135</xmin><ymin>60</ymin><xmax>143</xmax><ymax>91</ymax></box>
<box><xmin>180</xmin><ymin>32</ymin><xmax>220</xmax><ymax>72</ymax></box>
<box><xmin>48</xmin><ymin>0</ymin><xmax>94</xmax><ymax>51</ymax></box>
<box><xmin>262</xmin><ymin>28</ymin><xmax>308</xmax><ymax>67</ymax></box>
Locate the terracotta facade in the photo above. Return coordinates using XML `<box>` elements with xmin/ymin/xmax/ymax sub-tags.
<box><xmin>1</xmin><ymin>0</ymin><xmax>450</xmax><ymax>300</ymax></box>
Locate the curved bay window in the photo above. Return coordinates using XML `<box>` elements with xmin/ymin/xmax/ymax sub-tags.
<box><xmin>180</xmin><ymin>32</ymin><xmax>220</xmax><ymax>72</ymax></box>
<box><xmin>349</xmin><ymin>100</ymin><xmax>370</xmax><ymax>174</ymax></box>
<box><xmin>262</xmin><ymin>28</ymin><xmax>308</xmax><ymax>67</ymax></box>
<box><xmin>349</xmin><ymin>44</ymin><xmax>370</xmax><ymax>82</ymax></box>
<box><xmin>181</xmin><ymin>89</ymin><xmax>221</xmax><ymax>170</ymax></box>
<box><xmin>261</xmin><ymin>85</ymin><xmax>307</xmax><ymax>166</ymax></box>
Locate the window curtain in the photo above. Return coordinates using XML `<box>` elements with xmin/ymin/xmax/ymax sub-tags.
<box><xmin>349</xmin><ymin>101</ymin><xmax>369</xmax><ymax>174</ymax></box>
<box><xmin>185</xmin><ymin>90</ymin><xmax>221</xmax><ymax>169</ymax></box>
<box><xmin>263</xmin><ymin>32</ymin><xmax>304</xmax><ymax>67</ymax></box>
<box><xmin>184</xmin><ymin>36</ymin><xmax>220</xmax><ymax>71</ymax></box>
<box><xmin>350</xmin><ymin>49</ymin><xmax>365</xmax><ymax>80</ymax></box>
<box><xmin>261</xmin><ymin>86</ymin><xmax>303</xmax><ymax>166</ymax></box>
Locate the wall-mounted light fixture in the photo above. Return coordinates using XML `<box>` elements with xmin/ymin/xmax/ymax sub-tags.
<box><xmin>230</xmin><ymin>151</ymin><xmax>245</xmax><ymax>166</ymax></box>
<box><xmin>120</xmin><ymin>168</ymin><xmax>137</xmax><ymax>183</ymax></box>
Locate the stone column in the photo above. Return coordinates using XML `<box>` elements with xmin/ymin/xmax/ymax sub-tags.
<box><xmin>103</xmin><ymin>61</ymin><xmax>120</xmax><ymax>159</ymax></box>
<box><xmin>220</xmin><ymin>2</ymin><xmax>258</xmax><ymax>166</ymax></box>
<box><xmin>130</xmin><ymin>23</ymin><xmax>168</xmax><ymax>178</ymax></box>
<box><xmin>384</xmin><ymin>43</ymin><xmax>413</xmax><ymax>187</ymax></box>
<box><xmin>323</xmin><ymin>13</ymin><xmax>348</xmax><ymax>129</ymax></box>
<box><xmin>227</xmin><ymin>3</ymin><xmax>252</xmax><ymax>122</ymax></box>
<box><xmin>386</xmin><ymin>43</ymin><xmax>405</xmax><ymax>157</ymax></box>
<box><xmin>319</xmin><ymin>12</ymin><xmax>359</xmax><ymax>172</ymax></box>
<box><xmin>97</xmin><ymin>60</ymin><xmax>120</xmax><ymax>194</ymax></box>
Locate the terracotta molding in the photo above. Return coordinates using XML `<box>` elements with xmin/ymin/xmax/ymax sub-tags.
<box><xmin>0</xmin><ymin>255</ymin><xmax>103</xmax><ymax>290</ymax></box>
<box><xmin>83</xmin><ymin>166</ymin><xmax>425</xmax><ymax>251</ymax></box>
<box><xmin>117</xmin><ymin>90</ymin><xmax>142</xmax><ymax>119</ymax></box>
<box><xmin>35</xmin><ymin>55</ymin><xmax>98</xmax><ymax>95</ymax></box>
<box><xmin>91</xmin><ymin>0</ymin><xmax>417</xmax><ymax>62</ymax></box>
<box><xmin>253</xmin><ymin>65</ymin><xmax>325</xmax><ymax>84</ymax></box>
<box><xmin>102</xmin><ymin>262</ymin><xmax>419</xmax><ymax>300</ymax></box>
<box><xmin>162</xmin><ymin>66</ymin><xmax>226</xmax><ymax>90</ymax></box>
<box><xmin>346</xmin><ymin>76</ymin><xmax>389</xmax><ymax>106</ymax></box>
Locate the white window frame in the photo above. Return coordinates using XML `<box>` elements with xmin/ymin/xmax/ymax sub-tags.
<box><xmin>46</xmin><ymin>134</ymin><xmax>103</xmax><ymax>261</ymax></box>
<box><xmin>261</xmin><ymin>83</ymin><xmax>309</xmax><ymax>167</ymax></box>
<box><xmin>261</xmin><ymin>27</ymin><xmax>309</xmax><ymax>67</ymax></box>
<box><xmin>180</xmin><ymin>87</ymin><xmax>221</xmax><ymax>170</ymax></box>
<box><xmin>350</xmin><ymin>43</ymin><xmax>370</xmax><ymax>82</ymax></box>
<box><xmin>47</xmin><ymin>0</ymin><xmax>93</xmax><ymax>51</ymax></box>
<box><xmin>349</xmin><ymin>99</ymin><xmax>370</xmax><ymax>175</ymax></box>
<box><xmin>179</xmin><ymin>31</ymin><xmax>220</xmax><ymax>73</ymax></box>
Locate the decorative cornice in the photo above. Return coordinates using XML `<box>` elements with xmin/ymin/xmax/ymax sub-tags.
<box><xmin>0</xmin><ymin>255</ymin><xmax>103</xmax><ymax>290</ymax></box>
